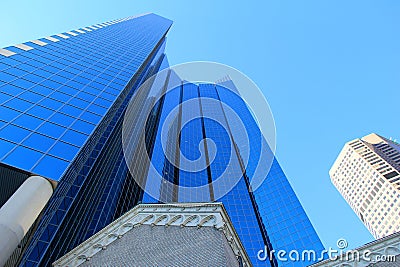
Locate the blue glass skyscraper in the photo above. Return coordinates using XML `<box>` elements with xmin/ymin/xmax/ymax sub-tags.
<box><xmin>0</xmin><ymin>14</ymin><xmax>171</xmax><ymax>266</ymax></box>
<box><xmin>0</xmin><ymin>13</ymin><xmax>324</xmax><ymax>267</ymax></box>
<box><xmin>123</xmin><ymin>75</ymin><xmax>326</xmax><ymax>267</ymax></box>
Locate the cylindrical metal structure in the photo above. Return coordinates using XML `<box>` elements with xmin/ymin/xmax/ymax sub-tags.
<box><xmin>0</xmin><ymin>176</ymin><xmax>53</xmax><ymax>266</ymax></box>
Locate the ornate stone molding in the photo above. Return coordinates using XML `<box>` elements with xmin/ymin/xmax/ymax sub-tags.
<box><xmin>311</xmin><ymin>232</ymin><xmax>400</xmax><ymax>267</ymax></box>
<box><xmin>53</xmin><ymin>202</ymin><xmax>251</xmax><ymax>267</ymax></box>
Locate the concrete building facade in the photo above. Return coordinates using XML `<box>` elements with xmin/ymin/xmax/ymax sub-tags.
<box><xmin>330</xmin><ymin>133</ymin><xmax>400</xmax><ymax>239</ymax></box>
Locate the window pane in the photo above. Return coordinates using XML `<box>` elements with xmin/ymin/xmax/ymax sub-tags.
<box><xmin>0</xmin><ymin>106</ymin><xmax>21</xmax><ymax>121</ymax></box>
<box><xmin>0</xmin><ymin>139</ymin><xmax>16</xmax><ymax>159</ymax></box>
<box><xmin>71</xmin><ymin>120</ymin><xmax>96</xmax><ymax>135</ymax></box>
<box><xmin>86</xmin><ymin>104</ymin><xmax>107</xmax><ymax>116</ymax></box>
<box><xmin>36</xmin><ymin>122</ymin><xmax>66</xmax><ymax>139</ymax></box>
<box><xmin>10</xmin><ymin>78</ymin><xmax>36</xmax><ymax>90</ymax></box>
<box><xmin>32</xmin><ymin>155</ymin><xmax>69</xmax><ymax>181</ymax></box>
<box><xmin>0</xmin><ymin>62</ymin><xmax>9</xmax><ymax>71</ymax></box>
<box><xmin>57</xmin><ymin>85</ymin><xmax>78</xmax><ymax>96</ymax></box>
<box><xmin>27</xmin><ymin>105</ymin><xmax>54</xmax><ymax>120</ymax></box>
<box><xmin>39</xmin><ymin>98</ymin><xmax>63</xmax><ymax>111</ymax></box>
<box><xmin>50</xmin><ymin>91</ymin><xmax>71</xmax><ymax>102</ymax></box>
<box><xmin>48</xmin><ymin>113</ymin><xmax>75</xmax><ymax>128</ymax></box>
<box><xmin>15</xmin><ymin>63</ymin><xmax>36</xmax><ymax>72</ymax></box>
<box><xmin>3</xmin><ymin>146</ymin><xmax>43</xmax><ymax>171</ymax></box>
<box><xmin>0</xmin><ymin>57</ymin><xmax>20</xmax><ymax>67</ymax></box>
<box><xmin>13</xmin><ymin>114</ymin><xmax>44</xmax><ymax>130</ymax></box>
<box><xmin>18</xmin><ymin>91</ymin><xmax>45</xmax><ymax>103</ymax></box>
<box><xmin>48</xmin><ymin>141</ymin><xmax>79</xmax><ymax>161</ymax></box>
<box><xmin>60</xmin><ymin>130</ymin><xmax>88</xmax><ymax>147</ymax></box>
<box><xmin>30</xmin><ymin>85</ymin><xmax>53</xmax><ymax>96</ymax></box>
<box><xmin>1</xmin><ymin>84</ymin><xmax>25</xmax><ymax>95</ymax></box>
<box><xmin>0</xmin><ymin>92</ymin><xmax>12</xmax><ymax>104</ymax></box>
<box><xmin>76</xmin><ymin>91</ymin><xmax>95</xmax><ymax>102</ymax></box>
<box><xmin>79</xmin><ymin>111</ymin><xmax>102</xmax><ymax>125</ymax></box>
<box><xmin>23</xmin><ymin>74</ymin><xmax>45</xmax><ymax>84</ymax></box>
<box><xmin>49</xmin><ymin>75</ymin><xmax>69</xmax><ymax>84</ymax></box>
<box><xmin>4</xmin><ymin>98</ymin><xmax>33</xmax><ymax>112</ymax></box>
<box><xmin>40</xmin><ymin>79</ymin><xmax>62</xmax><ymax>90</ymax></box>
<box><xmin>100</xmin><ymin>92</ymin><xmax>115</xmax><ymax>102</ymax></box>
<box><xmin>93</xmin><ymin>97</ymin><xmax>111</xmax><ymax>108</ymax></box>
<box><xmin>68</xmin><ymin>97</ymin><xmax>89</xmax><ymax>110</ymax></box>
<box><xmin>0</xmin><ymin>72</ymin><xmax>17</xmax><ymax>83</ymax></box>
<box><xmin>23</xmin><ymin>133</ymin><xmax>56</xmax><ymax>152</ymax></box>
<box><xmin>33</xmin><ymin>69</ymin><xmax>52</xmax><ymax>79</ymax></box>
<box><xmin>3</xmin><ymin>67</ymin><xmax>27</xmax><ymax>78</ymax></box>
<box><xmin>59</xmin><ymin>105</ymin><xmax>82</xmax><ymax>117</ymax></box>
<box><xmin>0</xmin><ymin>124</ymin><xmax>30</xmax><ymax>143</ymax></box>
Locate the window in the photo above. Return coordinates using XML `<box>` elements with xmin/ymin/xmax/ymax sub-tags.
<box><xmin>86</xmin><ymin>104</ymin><xmax>107</xmax><ymax>116</ymax></box>
<box><xmin>13</xmin><ymin>114</ymin><xmax>44</xmax><ymax>130</ymax></box>
<box><xmin>76</xmin><ymin>91</ymin><xmax>95</xmax><ymax>102</ymax></box>
<box><xmin>23</xmin><ymin>133</ymin><xmax>56</xmax><ymax>152</ymax></box>
<box><xmin>36</xmin><ymin>122</ymin><xmax>67</xmax><ymax>139</ymax></box>
<box><xmin>23</xmin><ymin>74</ymin><xmax>45</xmax><ymax>84</ymax></box>
<box><xmin>93</xmin><ymin>97</ymin><xmax>111</xmax><ymax>108</ymax></box>
<box><xmin>27</xmin><ymin>105</ymin><xmax>54</xmax><ymax>120</ymax></box>
<box><xmin>0</xmin><ymin>71</ymin><xmax>17</xmax><ymax>83</ymax></box>
<box><xmin>18</xmin><ymin>91</ymin><xmax>45</xmax><ymax>103</ymax></box>
<box><xmin>384</xmin><ymin>171</ymin><xmax>398</xmax><ymax>179</ymax></box>
<box><xmin>59</xmin><ymin>105</ymin><xmax>83</xmax><ymax>117</ymax></box>
<box><xmin>0</xmin><ymin>124</ymin><xmax>30</xmax><ymax>143</ymax></box>
<box><xmin>41</xmin><ymin>79</ymin><xmax>62</xmax><ymax>90</ymax></box>
<box><xmin>1</xmin><ymin>84</ymin><xmax>25</xmax><ymax>95</ymax></box>
<box><xmin>49</xmin><ymin>113</ymin><xmax>75</xmax><ymax>128</ymax></box>
<box><xmin>57</xmin><ymin>85</ymin><xmax>79</xmax><ymax>96</ymax></box>
<box><xmin>3</xmin><ymin>67</ymin><xmax>27</xmax><ymax>78</ymax></box>
<box><xmin>32</xmin><ymin>154</ymin><xmax>69</xmax><ymax>181</ymax></box>
<box><xmin>0</xmin><ymin>92</ymin><xmax>12</xmax><ymax>104</ymax></box>
<box><xmin>3</xmin><ymin>145</ymin><xmax>43</xmax><ymax>171</ymax></box>
<box><xmin>0</xmin><ymin>139</ymin><xmax>16</xmax><ymax>159</ymax></box>
<box><xmin>30</xmin><ymin>85</ymin><xmax>53</xmax><ymax>96</ymax></box>
<box><xmin>50</xmin><ymin>91</ymin><xmax>71</xmax><ymax>102</ymax></box>
<box><xmin>4</xmin><ymin>98</ymin><xmax>33</xmax><ymax>112</ymax></box>
<box><xmin>68</xmin><ymin>97</ymin><xmax>90</xmax><ymax>110</ymax></box>
<box><xmin>71</xmin><ymin>119</ymin><xmax>96</xmax><ymax>135</ymax></box>
<box><xmin>48</xmin><ymin>141</ymin><xmax>79</xmax><ymax>161</ymax></box>
<box><xmin>79</xmin><ymin>111</ymin><xmax>101</xmax><ymax>124</ymax></box>
<box><xmin>10</xmin><ymin>78</ymin><xmax>36</xmax><ymax>89</ymax></box>
<box><xmin>39</xmin><ymin>98</ymin><xmax>63</xmax><ymax>111</ymax></box>
<box><xmin>60</xmin><ymin>130</ymin><xmax>88</xmax><ymax>147</ymax></box>
<box><xmin>0</xmin><ymin>106</ymin><xmax>22</xmax><ymax>121</ymax></box>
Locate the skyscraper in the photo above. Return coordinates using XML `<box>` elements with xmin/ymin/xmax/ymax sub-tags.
<box><xmin>0</xmin><ymin>13</ymin><xmax>171</xmax><ymax>266</ymax></box>
<box><xmin>330</xmin><ymin>133</ymin><xmax>400</xmax><ymax>239</ymax></box>
<box><xmin>0</xmin><ymin>14</ymin><xmax>324</xmax><ymax>267</ymax></box>
<box><xmin>120</xmin><ymin>68</ymin><xmax>325</xmax><ymax>267</ymax></box>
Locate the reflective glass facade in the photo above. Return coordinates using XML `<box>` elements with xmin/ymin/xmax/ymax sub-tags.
<box><xmin>140</xmin><ymin>81</ymin><xmax>326</xmax><ymax>267</ymax></box>
<box><xmin>0</xmin><ymin>14</ymin><xmax>172</xmax><ymax>266</ymax></box>
<box><xmin>0</xmin><ymin>13</ymin><xmax>324</xmax><ymax>267</ymax></box>
<box><xmin>0</xmin><ymin>14</ymin><xmax>170</xmax><ymax>182</ymax></box>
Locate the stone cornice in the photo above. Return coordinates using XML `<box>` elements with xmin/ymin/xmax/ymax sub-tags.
<box><xmin>53</xmin><ymin>202</ymin><xmax>251</xmax><ymax>267</ymax></box>
<box><xmin>311</xmin><ymin>232</ymin><xmax>400</xmax><ymax>267</ymax></box>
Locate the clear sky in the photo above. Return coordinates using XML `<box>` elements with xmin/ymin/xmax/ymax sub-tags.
<box><xmin>1</xmin><ymin>0</ymin><xmax>399</xmax><ymax>251</ymax></box>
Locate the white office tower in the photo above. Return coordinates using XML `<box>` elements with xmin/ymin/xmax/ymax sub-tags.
<box><xmin>330</xmin><ymin>133</ymin><xmax>400</xmax><ymax>239</ymax></box>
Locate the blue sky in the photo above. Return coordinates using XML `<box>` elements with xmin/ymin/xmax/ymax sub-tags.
<box><xmin>1</xmin><ymin>0</ymin><xmax>399</xmax><ymax>250</ymax></box>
